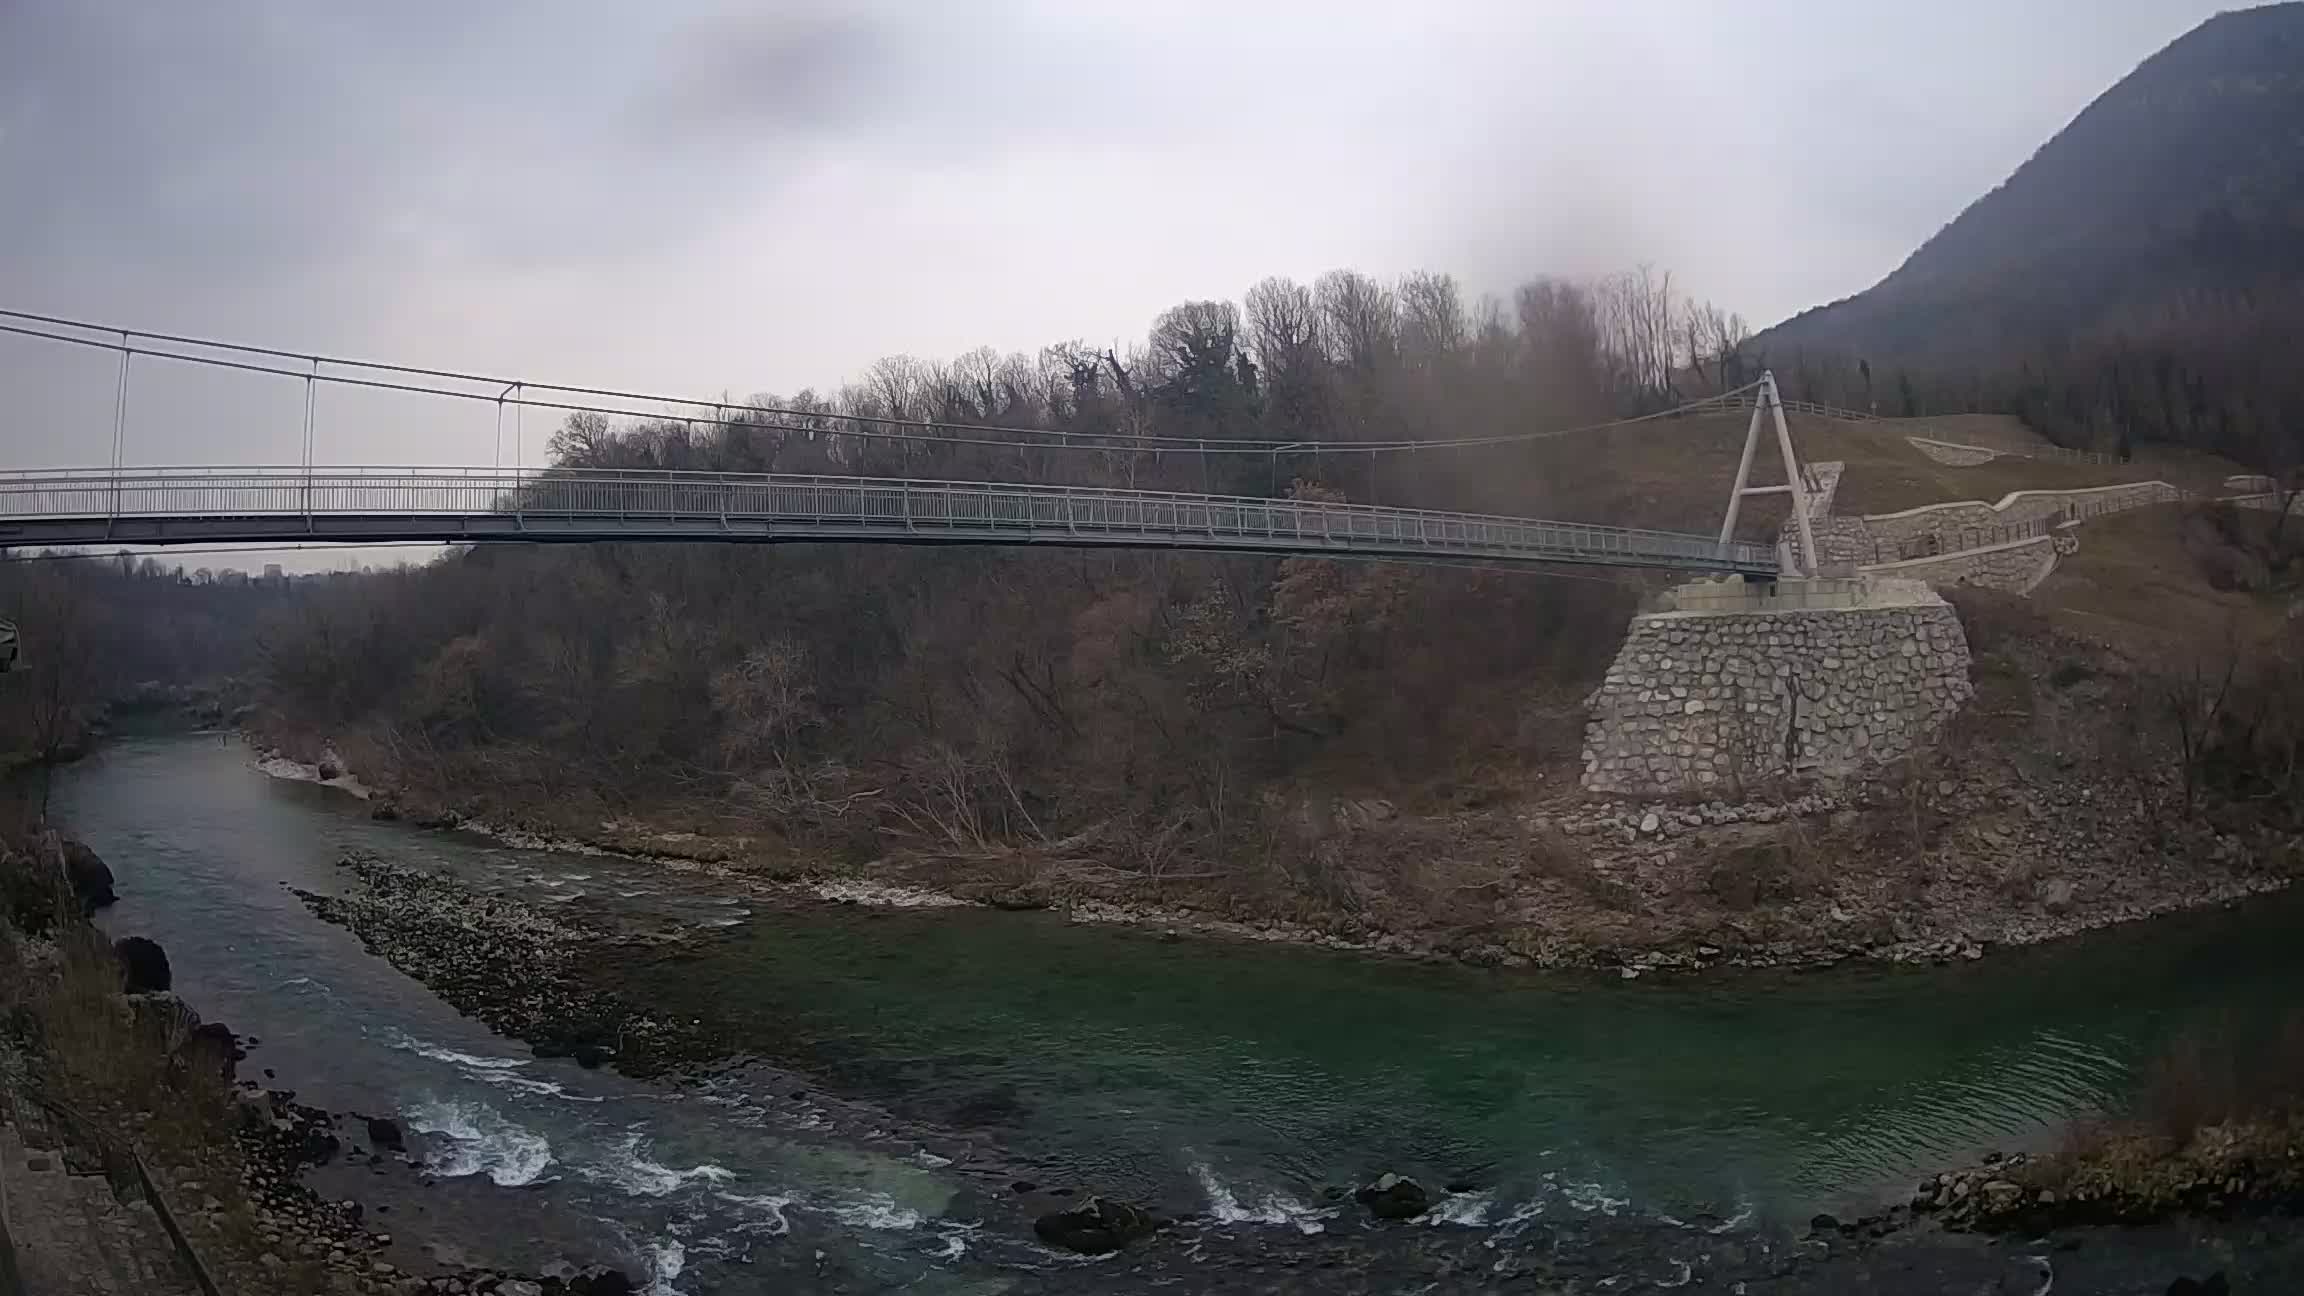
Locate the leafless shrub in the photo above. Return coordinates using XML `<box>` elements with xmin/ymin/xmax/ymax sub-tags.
<box><xmin>2135</xmin><ymin>1012</ymin><xmax>2304</xmax><ymax>1145</ymax></box>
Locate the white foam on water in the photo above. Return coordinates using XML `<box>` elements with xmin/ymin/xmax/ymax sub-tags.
<box><xmin>699</xmin><ymin>917</ymin><xmax>743</xmax><ymax>928</ymax></box>
<box><xmin>921</xmin><ymin>1223</ymin><xmax>977</xmax><ymax>1262</ymax></box>
<box><xmin>1706</xmin><ymin>1203</ymin><xmax>1756</xmax><ymax>1234</ymax></box>
<box><xmin>1562</xmin><ymin>1180</ymin><xmax>1630</xmax><ymax>1216</ymax></box>
<box><xmin>581</xmin><ymin>1132</ymin><xmax>738</xmax><ymax>1197</ymax></box>
<box><xmin>386</xmin><ymin>1027</ymin><xmax>530</xmax><ymax>1070</ymax></box>
<box><xmin>402</xmin><ymin>1098</ymin><xmax>554</xmax><ymax>1186</ymax></box>
<box><xmin>822</xmin><ymin>1191</ymin><xmax>926</xmax><ymax>1230</ymax></box>
<box><xmin>642</xmin><ymin>1238</ymin><xmax>687</xmax><ymax>1296</ymax></box>
<box><xmin>1425</xmin><ymin>1191</ymin><xmax>1496</xmax><ymax>1227</ymax></box>
<box><xmin>616</xmin><ymin>889</ymin><xmax>654</xmax><ymax>898</ymax></box>
<box><xmin>811</xmin><ymin>879</ymin><xmax>968</xmax><ymax>908</ymax></box>
<box><xmin>1191</xmin><ymin>1163</ymin><xmax>1333</xmax><ymax>1235</ymax></box>
<box><xmin>470</xmin><ymin>1068</ymin><xmax>605</xmax><ymax>1103</ymax></box>
<box><xmin>716</xmin><ymin>1190</ymin><xmax>794</xmax><ymax>1237</ymax></box>
<box><xmin>1486</xmin><ymin>1198</ymin><xmax>1545</xmax><ymax>1245</ymax></box>
<box><xmin>909</xmin><ymin>1148</ymin><xmax>953</xmax><ymax>1169</ymax></box>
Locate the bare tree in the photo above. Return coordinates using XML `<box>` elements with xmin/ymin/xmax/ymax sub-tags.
<box><xmin>1593</xmin><ymin>263</ymin><xmax>1682</xmax><ymax>408</ymax></box>
<box><xmin>1514</xmin><ymin>278</ymin><xmax>1608</xmax><ymax>416</ymax></box>
<box><xmin>1315</xmin><ymin>270</ymin><xmax>1398</xmax><ymax>383</ymax></box>
<box><xmin>1397</xmin><ymin>271</ymin><xmax>1469</xmax><ymax>373</ymax></box>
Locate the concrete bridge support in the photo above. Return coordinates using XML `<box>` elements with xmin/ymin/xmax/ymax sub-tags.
<box><xmin>1580</xmin><ymin>577</ymin><xmax>1974</xmax><ymax>798</ymax></box>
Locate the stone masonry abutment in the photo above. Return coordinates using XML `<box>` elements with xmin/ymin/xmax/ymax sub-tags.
<box><xmin>1581</xmin><ymin>577</ymin><xmax>1974</xmax><ymax>798</ymax></box>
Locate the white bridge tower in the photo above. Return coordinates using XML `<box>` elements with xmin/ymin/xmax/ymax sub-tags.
<box><xmin>1716</xmin><ymin>371</ymin><xmax>1818</xmax><ymax>578</ymax></box>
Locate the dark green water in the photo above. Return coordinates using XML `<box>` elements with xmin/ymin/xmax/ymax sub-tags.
<box><xmin>625</xmin><ymin>866</ymin><xmax>2302</xmax><ymax>1225</ymax></box>
<box><xmin>55</xmin><ymin>735</ymin><xmax>2304</xmax><ymax>1291</ymax></box>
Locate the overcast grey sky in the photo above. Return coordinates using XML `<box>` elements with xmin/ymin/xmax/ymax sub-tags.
<box><xmin>0</xmin><ymin>0</ymin><xmax>2237</xmax><ymax>479</ymax></box>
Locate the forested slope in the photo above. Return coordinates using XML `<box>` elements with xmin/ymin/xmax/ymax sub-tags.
<box><xmin>1754</xmin><ymin>3</ymin><xmax>2304</xmax><ymax>468</ymax></box>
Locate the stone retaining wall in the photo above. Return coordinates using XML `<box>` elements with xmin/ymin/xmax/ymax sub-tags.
<box><xmin>1858</xmin><ymin>534</ymin><xmax>2062</xmax><ymax>595</ymax></box>
<box><xmin>1862</xmin><ymin>481</ymin><xmax>2183</xmax><ymax>547</ymax></box>
<box><xmin>1906</xmin><ymin>437</ymin><xmax>2002</xmax><ymax>466</ymax></box>
<box><xmin>1814</xmin><ymin>516</ymin><xmax>1876</xmax><ymax>565</ymax></box>
<box><xmin>1780</xmin><ymin>462</ymin><xmax>1844</xmax><ymax>571</ymax></box>
<box><xmin>1581</xmin><ymin>583</ymin><xmax>1974</xmax><ymax>797</ymax></box>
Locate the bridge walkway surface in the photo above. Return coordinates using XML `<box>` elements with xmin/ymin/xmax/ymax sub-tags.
<box><xmin>0</xmin><ymin>467</ymin><xmax>1781</xmax><ymax>576</ymax></box>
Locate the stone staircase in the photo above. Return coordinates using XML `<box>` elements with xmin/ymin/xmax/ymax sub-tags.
<box><xmin>1</xmin><ymin>1116</ymin><xmax>197</xmax><ymax>1296</ymax></box>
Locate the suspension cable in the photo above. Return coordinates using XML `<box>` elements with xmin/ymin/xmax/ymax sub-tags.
<box><xmin>0</xmin><ymin>309</ymin><xmax>1762</xmax><ymax>459</ymax></box>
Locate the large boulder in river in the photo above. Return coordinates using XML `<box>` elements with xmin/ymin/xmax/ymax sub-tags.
<box><xmin>114</xmin><ymin>936</ymin><xmax>172</xmax><ymax>993</ymax></box>
<box><xmin>62</xmin><ymin>838</ymin><xmax>116</xmax><ymax>911</ymax></box>
<box><xmin>1355</xmin><ymin>1173</ymin><xmax>1431</xmax><ymax>1221</ymax></box>
<box><xmin>1032</xmin><ymin>1197</ymin><xmax>1156</xmax><ymax>1254</ymax></box>
<box><xmin>178</xmin><ymin>1021</ymin><xmax>242</xmax><ymax>1081</ymax></box>
<box><xmin>365</xmin><ymin>1116</ymin><xmax>406</xmax><ymax>1152</ymax></box>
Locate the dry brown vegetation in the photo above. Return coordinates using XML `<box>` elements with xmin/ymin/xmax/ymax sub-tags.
<box><xmin>2011</xmin><ymin>1013</ymin><xmax>2304</xmax><ymax>1217</ymax></box>
<box><xmin>242</xmin><ymin>257</ymin><xmax>2261</xmax><ymax>939</ymax></box>
<box><xmin>0</xmin><ymin>828</ymin><xmax>326</xmax><ymax>1296</ymax></box>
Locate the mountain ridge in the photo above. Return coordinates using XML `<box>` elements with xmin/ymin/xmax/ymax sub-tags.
<box><xmin>1759</xmin><ymin>2</ymin><xmax>2304</xmax><ymax>370</ymax></box>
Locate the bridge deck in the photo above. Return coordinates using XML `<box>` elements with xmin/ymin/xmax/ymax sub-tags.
<box><xmin>0</xmin><ymin>467</ymin><xmax>1778</xmax><ymax>575</ymax></box>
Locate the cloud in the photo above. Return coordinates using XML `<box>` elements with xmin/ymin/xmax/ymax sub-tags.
<box><xmin>0</xmin><ymin>0</ymin><xmax>2238</xmax><ymax>458</ymax></box>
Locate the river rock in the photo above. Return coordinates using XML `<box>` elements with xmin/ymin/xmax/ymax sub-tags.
<box><xmin>318</xmin><ymin>759</ymin><xmax>344</xmax><ymax>781</ymax></box>
<box><xmin>365</xmin><ymin>1117</ymin><xmax>406</xmax><ymax>1152</ymax></box>
<box><xmin>180</xmin><ymin>1021</ymin><xmax>243</xmax><ymax>1079</ymax></box>
<box><xmin>114</xmin><ymin>936</ymin><xmax>173</xmax><ymax>993</ymax></box>
<box><xmin>2038</xmin><ymin>878</ymin><xmax>2076</xmax><ymax>913</ymax></box>
<box><xmin>1032</xmin><ymin>1196</ymin><xmax>1156</xmax><ymax>1254</ymax></box>
<box><xmin>62</xmin><ymin>838</ymin><xmax>117</xmax><ymax>910</ymax></box>
<box><xmin>1355</xmin><ymin>1173</ymin><xmax>1431</xmax><ymax>1221</ymax></box>
<box><xmin>497</xmin><ymin>1283</ymin><xmax>544</xmax><ymax>1296</ymax></box>
<box><xmin>569</xmin><ymin>1265</ymin><xmax>637</xmax><ymax>1296</ymax></box>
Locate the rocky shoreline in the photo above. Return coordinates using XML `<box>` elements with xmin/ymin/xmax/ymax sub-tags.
<box><xmin>292</xmin><ymin>853</ymin><xmax>718</xmax><ymax>1079</ymax></box>
<box><xmin>215</xmin><ymin>1083</ymin><xmax>637</xmax><ymax>1296</ymax></box>
<box><xmin>258</xmin><ymin>846</ymin><xmax>2304</xmax><ymax>1294</ymax></box>
<box><xmin>327</xmin><ymin>774</ymin><xmax>2295</xmax><ymax>981</ymax></box>
<box><xmin>247</xmin><ymin>725</ymin><xmax>2304</xmax><ymax>981</ymax></box>
<box><xmin>42</xmin><ymin>753</ymin><xmax>2304</xmax><ymax>1294</ymax></box>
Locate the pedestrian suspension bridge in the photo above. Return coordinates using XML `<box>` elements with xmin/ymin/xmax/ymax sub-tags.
<box><xmin>0</xmin><ymin>311</ymin><xmax>1822</xmax><ymax>578</ymax></box>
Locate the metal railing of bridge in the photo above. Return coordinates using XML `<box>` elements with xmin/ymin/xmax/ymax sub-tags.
<box><xmin>0</xmin><ymin>466</ymin><xmax>1780</xmax><ymax>575</ymax></box>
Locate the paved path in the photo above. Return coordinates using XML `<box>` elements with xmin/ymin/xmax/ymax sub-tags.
<box><xmin>1</xmin><ymin>1119</ymin><xmax>195</xmax><ymax>1296</ymax></box>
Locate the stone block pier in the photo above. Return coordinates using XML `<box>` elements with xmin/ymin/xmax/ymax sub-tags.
<box><xmin>1581</xmin><ymin>576</ymin><xmax>1974</xmax><ymax>797</ymax></box>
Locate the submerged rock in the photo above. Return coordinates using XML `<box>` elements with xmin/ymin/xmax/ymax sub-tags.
<box><xmin>569</xmin><ymin>1265</ymin><xmax>637</xmax><ymax>1296</ymax></box>
<box><xmin>1032</xmin><ymin>1196</ymin><xmax>1156</xmax><ymax>1254</ymax></box>
<box><xmin>1355</xmin><ymin>1172</ymin><xmax>1431</xmax><ymax>1221</ymax></box>
<box><xmin>114</xmin><ymin>935</ymin><xmax>172</xmax><ymax>993</ymax></box>
<box><xmin>62</xmin><ymin>838</ymin><xmax>116</xmax><ymax>911</ymax></box>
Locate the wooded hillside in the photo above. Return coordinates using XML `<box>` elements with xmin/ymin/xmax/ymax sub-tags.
<box><xmin>1754</xmin><ymin>3</ymin><xmax>2304</xmax><ymax>469</ymax></box>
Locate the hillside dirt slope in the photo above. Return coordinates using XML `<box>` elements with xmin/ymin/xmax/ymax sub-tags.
<box><xmin>1522</xmin><ymin>412</ymin><xmax>2245</xmax><ymax>537</ymax></box>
